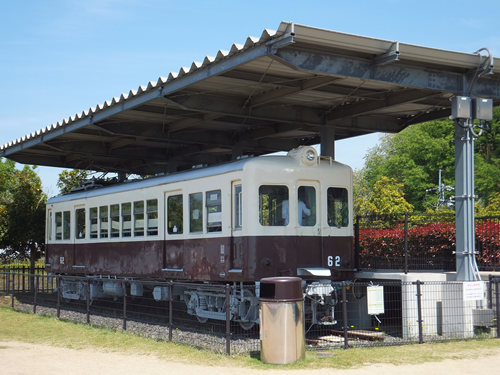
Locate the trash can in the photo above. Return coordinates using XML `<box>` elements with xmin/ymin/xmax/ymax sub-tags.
<box><xmin>259</xmin><ymin>276</ymin><xmax>305</xmax><ymax>365</ymax></box>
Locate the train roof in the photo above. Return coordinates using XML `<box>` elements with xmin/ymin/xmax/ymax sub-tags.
<box><xmin>47</xmin><ymin>152</ymin><xmax>351</xmax><ymax>204</ymax></box>
<box><xmin>47</xmin><ymin>156</ymin><xmax>251</xmax><ymax>204</ymax></box>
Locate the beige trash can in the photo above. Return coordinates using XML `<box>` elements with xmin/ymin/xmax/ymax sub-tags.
<box><xmin>259</xmin><ymin>277</ymin><xmax>305</xmax><ymax>365</ymax></box>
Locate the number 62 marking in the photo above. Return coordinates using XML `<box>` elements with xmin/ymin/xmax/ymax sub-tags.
<box><xmin>328</xmin><ymin>255</ymin><xmax>340</xmax><ymax>267</ymax></box>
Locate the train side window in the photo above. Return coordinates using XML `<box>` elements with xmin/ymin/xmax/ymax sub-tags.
<box><xmin>206</xmin><ymin>190</ymin><xmax>222</xmax><ymax>232</ymax></box>
<box><xmin>167</xmin><ymin>195</ymin><xmax>183</xmax><ymax>234</ymax></box>
<box><xmin>234</xmin><ymin>185</ymin><xmax>242</xmax><ymax>229</ymax></box>
<box><xmin>134</xmin><ymin>201</ymin><xmax>145</xmax><ymax>237</ymax></box>
<box><xmin>63</xmin><ymin>211</ymin><xmax>71</xmax><ymax>240</ymax></box>
<box><xmin>47</xmin><ymin>211</ymin><xmax>53</xmax><ymax>241</ymax></box>
<box><xmin>55</xmin><ymin>212</ymin><xmax>62</xmax><ymax>240</ymax></box>
<box><xmin>110</xmin><ymin>204</ymin><xmax>120</xmax><ymax>238</ymax></box>
<box><xmin>297</xmin><ymin>186</ymin><xmax>316</xmax><ymax>227</ymax></box>
<box><xmin>76</xmin><ymin>208</ymin><xmax>86</xmax><ymax>239</ymax></box>
<box><xmin>189</xmin><ymin>192</ymin><xmax>203</xmax><ymax>233</ymax></box>
<box><xmin>122</xmin><ymin>203</ymin><xmax>131</xmax><ymax>237</ymax></box>
<box><xmin>147</xmin><ymin>199</ymin><xmax>158</xmax><ymax>236</ymax></box>
<box><xmin>90</xmin><ymin>207</ymin><xmax>98</xmax><ymax>239</ymax></box>
<box><xmin>327</xmin><ymin>187</ymin><xmax>349</xmax><ymax>227</ymax></box>
<box><xmin>99</xmin><ymin>206</ymin><xmax>109</xmax><ymax>238</ymax></box>
<box><xmin>259</xmin><ymin>185</ymin><xmax>288</xmax><ymax>226</ymax></box>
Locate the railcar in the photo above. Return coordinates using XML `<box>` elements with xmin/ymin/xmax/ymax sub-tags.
<box><xmin>45</xmin><ymin>146</ymin><xmax>354</xmax><ymax>329</ymax></box>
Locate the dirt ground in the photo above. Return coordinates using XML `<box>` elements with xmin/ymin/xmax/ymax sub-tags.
<box><xmin>1</xmin><ymin>341</ymin><xmax>499</xmax><ymax>375</ymax></box>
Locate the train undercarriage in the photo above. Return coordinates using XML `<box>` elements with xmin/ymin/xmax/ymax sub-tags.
<box><xmin>58</xmin><ymin>277</ymin><xmax>339</xmax><ymax>330</ymax></box>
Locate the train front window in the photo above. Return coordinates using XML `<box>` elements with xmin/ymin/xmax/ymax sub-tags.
<box><xmin>110</xmin><ymin>204</ymin><xmax>120</xmax><ymax>238</ymax></box>
<box><xmin>134</xmin><ymin>201</ymin><xmax>144</xmax><ymax>237</ymax></box>
<box><xmin>76</xmin><ymin>208</ymin><xmax>86</xmax><ymax>239</ymax></box>
<box><xmin>327</xmin><ymin>187</ymin><xmax>349</xmax><ymax>227</ymax></box>
<box><xmin>167</xmin><ymin>195</ymin><xmax>183</xmax><ymax>234</ymax></box>
<box><xmin>147</xmin><ymin>199</ymin><xmax>158</xmax><ymax>236</ymax></box>
<box><xmin>122</xmin><ymin>203</ymin><xmax>131</xmax><ymax>237</ymax></box>
<box><xmin>189</xmin><ymin>193</ymin><xmax>203</xmax><ymax>233</ymax></box>
<box><xmin>100</xmin><ymin>206</ymin><xmax>109</xmax><ymax>238</ymax></box>
<box><xmin>206</xmin><ymin>190</ymin><xmax>221</xmax><ymax>232</ymax></box>
<box><xmin>63</xmin><ymin>211</ymin><xmax>71</xmax><ymax>240</ymax></box>
<box><xmin>259</xmin><ymin>185</ymin><xmax>288</xmax><ymax>226</ymax></box>
<box><xmin>90</xmin><ymin>207</ymin><xmax>98</xmax><ymax>238</ymax></box>
<box><xmin>298</xmin><ymin>186</ymin><xmax>316</xmax><ymax>226</ymax></box>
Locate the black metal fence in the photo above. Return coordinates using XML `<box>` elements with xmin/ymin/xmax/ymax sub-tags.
<box><xmin>1</xmin><ymin>273</ymin><xmax>499</xmax><ymax>354</ymax></box>
<box><xmin>356</xmin><ymin>213</ymin><xmax>500</xmax><ymax>273</ymax></box>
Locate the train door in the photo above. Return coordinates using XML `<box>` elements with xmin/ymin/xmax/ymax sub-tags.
<box><xmin>73</xmin><ymin>205</ymin><xmax>86</xmax><ymax>269</ymax></box>
<box><xmin>46</xmin><ymin>209</ymin><xmax>53</xmax><ymax>267</ymax></box>
<box><xmin>231</xmin><ymin>182</ymin><xmax>243</xmax><ymax>270</ymax></box>
<box><xmin>163</xmin><ymin>191</ymin><xmax>184</xmax><ymax>271</ymax></box>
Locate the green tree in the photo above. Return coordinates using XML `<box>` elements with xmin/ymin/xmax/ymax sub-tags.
<box><xmin>357</xmin><ymin>176</ymin><xmax>413</xmax><ymax>216</ymax></box>
<box><xmin>0</xmin><ymin>165</ymin><xmax>47</xmax><ymax>272</ymax></box>
<box><xmin>57</xmin><ymin>169</ymin><xmax>89</xmax><ymax>194</ymax></box>
<box><xmin>361</xmin><ymin>109</ymin><xmax>500</xmax><ymax>212</ymax></box>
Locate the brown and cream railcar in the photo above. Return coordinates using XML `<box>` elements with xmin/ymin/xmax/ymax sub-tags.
<box><xmin>45</xmin><ymin>146</ymin><xmax>353</xmax><ymax>327</ymax></box>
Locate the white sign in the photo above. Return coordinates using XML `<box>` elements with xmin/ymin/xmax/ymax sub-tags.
<box><xmin>463</xmin><ymin>281</ymin><xmax>484</xmax><ymax>301</ymax></box>
<box><xmin>367</xmin><ymin>285</ymin><xmax>384</xmax><ymax>315</ymax></box>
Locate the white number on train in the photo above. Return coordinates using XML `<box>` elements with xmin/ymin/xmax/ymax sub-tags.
<box><xmin>327</xmin><ymin>256</ymin><xmax>341</xmax><ymax>267</ymax></box>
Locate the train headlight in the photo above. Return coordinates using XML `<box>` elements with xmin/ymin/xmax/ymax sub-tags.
<box><xmin>305</xmin><ymin>149</ymin><xmax>316</xmax><ymax>162</ymax></box>
<box><xmin>287</xmin><ymin>146</ymin><xmax>318</xmax><ymax>166</ymax></box>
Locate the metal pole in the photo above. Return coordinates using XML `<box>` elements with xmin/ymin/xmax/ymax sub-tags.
<box><xmin>404</xmin><ymin>212</ymin><xmax>409</xmax><ymax>274</ymax></box>
<box><xmin>342</xmin><ymin>282</ymin><xmax>349</xmax><ymax>349</ymax></box>
<box><xmin>415</xmin><ymin>280</ymin><xmax>424</xmax><ymax>344</ymax></box>
<box><xmin>495</xmin><ymin>278</ymin><xmax>500</xmax><ymax>339</ymax></box>
<box><xmin>33</xmin><ymin>276</ymin><xmax>38</xmax><ymax>315</ymax></box>
<box><xmin>56</xmin><ymin>276</ymin><xmax>61</xmax><ymax>319</ymax></box>
<box><xmin>22</xmin><ymin>266</ymin><xmax>25</xmax><ymax>293</ymax></box>
<box><xmin>122</xmin><ymin>281</ymin><xmax>127</xmax><ymax>331</ymax></box>
<box><xmin>11</xmin><ymin>272</ymin><xmax>15</xmax><ymax>309</ymax></box>
<box><xmin>168</xmin><ymin>281</ymin><xmax>173</xmax><ymax>342</ymax></box>
<box><xmin>455</xmin><ymin>117</ymin><xmax>479</xmax><ymax>281</ymax></box>
<box><xmin>225</xmin><ymin>284</ymin><xmax>231</xmax><ymax>356</ymax></box>
<box><xmin>6</xmin><ymin>269</ymin><xmax>10</xmax><ymax>296</ymax></box>
<box><xmin>488</xmin><ymin>274</ymin><xmax>493</xmax><ymax>310</ymax></box>
<box><xmin>86</xmin><ymin>278</ymin><xmax>90</xmax><ymax>325</ymax></box>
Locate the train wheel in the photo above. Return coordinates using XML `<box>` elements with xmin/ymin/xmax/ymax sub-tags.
<box><xmin>197</xmin><ymin>316</ymin><xmax>209</xmax><ymax>323</ymax></box>
<box><xmin>239</xmin><ymin>320</ymin><xmax>255</xmax><ymax>330</ymax></box>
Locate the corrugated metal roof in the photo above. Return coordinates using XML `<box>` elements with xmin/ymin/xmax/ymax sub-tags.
<box><xmin>2</xmin><ymin>21</ymin><xmax>499</xmax><ymax>175</ymax></box>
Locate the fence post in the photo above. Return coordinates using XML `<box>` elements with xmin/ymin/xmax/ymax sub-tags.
<box><xmin>404</xmin><ymin>212</ymin><xmax>409</xmax><ymax>274</ymax></box>
<box><xmin>495</xmin><ymin>277</ymin><xmax>500</xmax><ymax>339</ymax></box>
<box><xmin>122</xmin><ymin>280</ymin><xmax>127</xmax><ymax>331</ymax></box>
<box><xmin>355</xmin><ymin>215</ymin><xmax>361</xmax><ymax>272</ymax></box>
<box><xmin>33</xmin><ymin>275</ymin><xmax>39</xmax><ymax>315</ymax></box>
<box><xmin>6</xmin><ymin>268</ymin><xmax>10</xmax><ymax>296</ymax></box>
<box><xmin>168</xmin><ymin>281</ymin><xmax>173</xmax><ymax>342</ymax></box>
<box><xmin>56</xmin><ymin>276</ymin><xmax>61</xmax><ymax>319</ymax></box>
<box><xmin>342</xmin><ymin>282</ymin><xmax>349</xmax><ymax>349</ymax></box>
<box><xmin>225</xmin><ymin>284</ymin><xmax>231</xmax><ymax>356</ymax></box>
<box><xmin>86</xmin><ymin>278</ymin><xmax>90</xmax><ymax>325</ymax></box>
<box><xmin>414</xmin><ymin>280</ymin><xmax>424</xmax><ymax>344</ymax></box>
<box><xmin>22</xmin><ymin>266</ymin><xmax>25</xmax><ymax>293</ymax></box>
<box><xmin>11</xmin><ymin>272</ymin><xmax>15</xmax><ymax>309</ymax></box>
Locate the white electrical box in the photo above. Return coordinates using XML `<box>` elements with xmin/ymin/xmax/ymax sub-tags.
<box><xmin>451</xmin><ymin>96</ymin><xmax>471</xmax><ymax>119</ymax></box>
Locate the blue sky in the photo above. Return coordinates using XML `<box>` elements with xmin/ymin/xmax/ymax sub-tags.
<box><xmin>1</xmin><ymin>0</ymin><xmax>499</xmax><ymax>195</ymax></box>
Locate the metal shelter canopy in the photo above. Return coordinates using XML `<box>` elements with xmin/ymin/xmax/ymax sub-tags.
<box><xmin>2</xmin><ymin>22</ymin><xmax>499</xmax><ymax>175</ymax></box>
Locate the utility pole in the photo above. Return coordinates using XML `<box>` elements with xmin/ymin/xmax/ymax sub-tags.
<box><xmin>451</xmin><ymin>96</ymin><xmax>493</xmax><ymax>281</ymax></box>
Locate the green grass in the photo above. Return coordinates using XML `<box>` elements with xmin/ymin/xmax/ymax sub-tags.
<box><xmin>1</xmin><ymin>304</ymin><xmax>500</xmax><ymax>370</ymax></box>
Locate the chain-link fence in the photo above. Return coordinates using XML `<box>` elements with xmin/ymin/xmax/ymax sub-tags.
<box><xmin>2</xmin><ymin>273</ymin><xmax>499</xmax><ymax>354</ymax></box>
